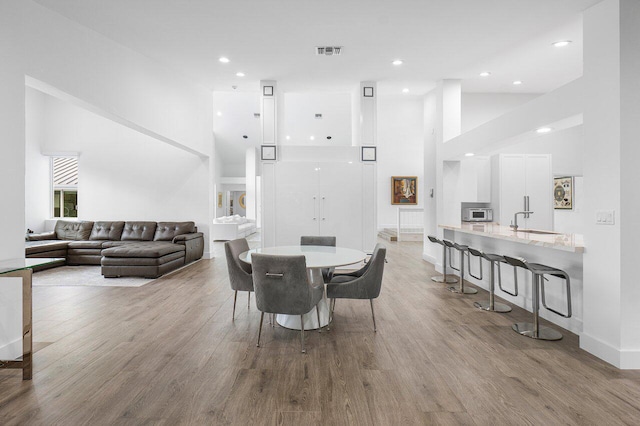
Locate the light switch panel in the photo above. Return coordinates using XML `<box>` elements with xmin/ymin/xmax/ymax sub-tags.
<box><xmin>595</xmin><ymin>209</ymin><xmax>615</xmax><ymax>225</ymax></box>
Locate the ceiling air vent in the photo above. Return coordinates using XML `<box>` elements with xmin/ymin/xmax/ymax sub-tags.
<box><xmin>315</xmin><ymin>46</ymin><xmax>342</xmax><ymax>56</ymax></box>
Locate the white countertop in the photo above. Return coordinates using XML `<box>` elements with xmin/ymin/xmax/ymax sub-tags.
<box><xmin>439</xmin><ymin>223</ymin><xmax>585</xmax><ymax>253</ymax></box>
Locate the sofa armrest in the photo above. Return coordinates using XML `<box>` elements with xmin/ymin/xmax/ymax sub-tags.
<box><xmin>27</xmin><ymin>231</ymin><xmax>57</xmax><ymax>241</ymax></box>
<box><xmin>172</xmin><ymin>232</ymin><xmax>204</xmax><ymax>243</ymax></box>
<box><xmin>173</xmin><ymin>233</ymin><xmax>204</xmax><ymax>264</ymax></box>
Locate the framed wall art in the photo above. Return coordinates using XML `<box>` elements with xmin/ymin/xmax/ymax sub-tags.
<box><xmin>391</xmin><ymin>176</ymin><xmax>417</xmax><ymax>205</ymax></box>
<box><xmin>553</xmin><ymin>176</ymin><xmax>573</xmax><ymax>209</ymax></box>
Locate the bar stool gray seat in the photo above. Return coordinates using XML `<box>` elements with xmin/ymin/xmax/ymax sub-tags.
<box><xmin>503</xmin><ymin>255</ymin><xmax>572</xmax><ymax>341</ymax></box>
<box><xmin>443</xmin><ymin>240</ymin><xmax>477</xmax><ymax>294</ymax></box>
<box><xmin>427</xmin><ymin>236</ymin><xmax>458</xmax><ymax>284</ymax></box>
<box><xmin>467</xmin><ymin>248</ymin><xmax>513</xmax><ymax>313</ymax></box>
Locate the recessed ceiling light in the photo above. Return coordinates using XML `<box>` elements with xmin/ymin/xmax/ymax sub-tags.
<box><xmin>219</xmin><ymin>57</ymin><xmax>230</xmax><ymax>63</ymax></box>
<box><xmin>348</xmin><ymin>161</ymin><xmax>353</xmax><ymax>164</ymax></box>
<box><xmin>465</xmin><ymin>153</ymin><xmax>475</xmax><ymax>157</ymax></box>
<box><xmin>536</xmin><ymin>127</ymin><xmax>552</xmax><ymax>134</ymax></box>
<box><xmin>479</xmin><ymin>71</ymin><xmax>491</xmax><ymax>77</ymax></box>
<box><xmin>392</xmin><ymin>59</ymin><xmax>403</xmax><ymax>66</ymax></box>
<box><xmin>552</xmin><ymin>40</ymin><xmax>572</xmax><ymax>48</ymax></box>
<box><xmin>512</xmin><ymin>80</ymin><xmax>523</xmax><ymax>85</ymax></box>
<box><xmin>402</xmin><ymin>88</ymin><xmax>409</xmax><ymax>93</ymax></box>
<box><xmin>310</xmin><ymin>136</ymin><xmax>315</xmax><ymax>141</ymax></box>
<box><xmin>285</xmin><ymin>135</ymin><xmax>291</xmax><ymax>140</ymax></box>
<box><xmin>236</xmin><ymin>72</ymin><xmax>245</xmax><ymax>77</ymax></box>
<box><xmin>216</xmin><ymin>111</ymin><xmax>222</xmax><ymax>117</ymax></box>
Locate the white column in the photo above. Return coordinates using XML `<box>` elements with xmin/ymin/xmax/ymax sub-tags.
<box><xmin>423</xmin><ymin>80</ymin><xmax>461</xmax><ymax>268</ymax></box>
<box><xmin>260</xmin><ymin>80</ymin><xmax>278</xmax><ymax>248</ymax></box>
<box><xmin>245</xmin><ymin>147</ymin><xmax>257</xmax><ymax>221</ymax></box>
<box><xmin>359</xmin><ymin>82</ymin><xmax>377</xmax><ymax>251</ymax></box>
<box><xmin>581</xmin><ymin>0</ymin><xmax>640</xmax><ymax>369</ymax></box>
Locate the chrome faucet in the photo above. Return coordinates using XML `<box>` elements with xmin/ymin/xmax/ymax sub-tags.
<box><xmin>510</xmin><ymin>211</ymin><xmax>534</xmax><ymax>231</ymax></box>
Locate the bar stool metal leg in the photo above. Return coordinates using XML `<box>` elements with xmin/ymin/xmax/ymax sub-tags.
<box><xmin>512</xmin><ymin>273</ymin><xmax>563</xmax><ymax>340</ymax></box>
<box><xmin>447</xmin><ymin>245</ymin><xmax>477</xmax><ymax>294</ymax></box>
<box><xmin>474</xmin><ymin>260</ymin><xmax>512</xmax><ymax>313</ymax></box>
<box><xmin>431</xmin><ymin>244</ymin><xmax>458</xmax><ymax>284</ymax></box>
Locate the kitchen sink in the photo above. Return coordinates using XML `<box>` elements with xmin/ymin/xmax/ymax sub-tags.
<box><xmin>515</xmin><ymin>229</ymin><xmax>560</xmax><ymax>235</ymax></box>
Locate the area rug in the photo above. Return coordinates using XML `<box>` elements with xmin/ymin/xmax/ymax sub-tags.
<box><xmin>32</xmin><ymin>265</ymin><xmax>155</xmax><ymax>288</ymax></box>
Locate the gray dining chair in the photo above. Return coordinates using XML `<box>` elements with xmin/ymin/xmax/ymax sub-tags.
<box><xmin>326</xmin><ymin>243</ymin><xmax>386</xmax><ymax>332</ymax></box>
<box><xmin>252</xmin><ymin>254</ymin><xmax>324</xmax><ymax>353</ymax></box>
<box><xmin>300</xmin><ymin>235</ymin><xmax>336</xmax><ymax>283</ymax></box>
<box><xmin>224</xmin><ymin>238</ymin><xmax>253</xmax><ymax>321</ymax></box>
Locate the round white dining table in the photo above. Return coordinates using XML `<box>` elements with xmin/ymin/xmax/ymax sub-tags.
<box><xmin>239</xmin><ymin>245</ymin><xmax>366</xmax><ymax>330</ymax></box>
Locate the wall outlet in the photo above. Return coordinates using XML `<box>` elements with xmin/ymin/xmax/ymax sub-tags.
<box><xmin>595</xmin><ymin>209</ymin><xmax>615</xmax><ymax>225</ymax></box>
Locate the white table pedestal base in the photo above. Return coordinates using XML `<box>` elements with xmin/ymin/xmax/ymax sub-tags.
<box><xmin>276</xmin><ymin>267</ymin><xmax>330</xmax><ymax>330</ymax></box>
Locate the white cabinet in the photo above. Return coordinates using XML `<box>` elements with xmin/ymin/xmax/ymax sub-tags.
<box><xmin>497</xmin><ymin>154</ymin><xmax>552</xmax><ymax>230</ymax></box>
<box><xmin>460</xmin><ymin>157</ymin><xmax>491</xmax><ymax>202</ymax></box>
<box><xmin>273</xmin><ymin>161</ymin><xmax>363</xmax><ymax>249</ymax></box>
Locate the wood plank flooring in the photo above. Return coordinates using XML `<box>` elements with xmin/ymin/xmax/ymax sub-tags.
<box><xmin>1</xmin><ymin>239</ymin><xmax>640</xmax><ymax>425</ymax></box>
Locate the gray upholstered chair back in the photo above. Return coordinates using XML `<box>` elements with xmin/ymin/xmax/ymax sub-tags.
<box><xmin>300</xmin><ymin>236</ymin><xmax>336</xmax><ymax>247</ymax></box>
<box><xmin>224</xmin><ymin>238</ymin><xmax>253</xmax><ymax>292</ymax></box>
<box><xmin>360</xmin><ymin>244</ymin><xmax>386</xmax><ymax>299</ymax></box>
<box><xmin>328</xmin><ymin>244</ymin><xmax>386</xmax><ymax>300</ymax></box>
<box><xmin>251</xmin><ymin>254</ymin><xmax>316</xmax><ymax>315</ymax></box>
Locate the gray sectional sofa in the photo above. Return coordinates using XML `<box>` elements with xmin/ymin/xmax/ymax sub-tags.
<box><xmin>25</xmin><ymin>220</ymin><xmax>204</xmax><ymax>278</ymax></box>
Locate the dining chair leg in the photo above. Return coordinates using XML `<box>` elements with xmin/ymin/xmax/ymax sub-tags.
<box><xmin>271</xmin><ymin>313</ymin><xmax>275</xmax><ymax>327</ymax></box>
<box><xmin>300</xmin><ymin>315</ymin><xmax>306</xmax><ymax>353</ymax></box>
<box><xmin>256</xmin><ymin>312</ymin><xmax>265</xmax><ymax>347</ymax></box>
<box><xmin>370</xmin><ymin>299</ymin><xmax>377</xmax><ymax>332</ymax></box>
<box><xmin>248</xmin><ymin>292</ymin><xmax>250</xmax><ymax>309</ymax></box>
<box><xmin>316</xmin><ymin>305</ymin><xmax>321</xmax><ymax>333</ymax></box>
<box><xmin>232</xmin><ymin>290</ymin><xmax>238</xmax><ymax>321</ymax></box>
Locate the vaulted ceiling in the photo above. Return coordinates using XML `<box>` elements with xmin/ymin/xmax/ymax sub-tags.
<box><xmin>34</xmin><ymin>0</ymin><xmax>598</xmax><ymax>94</ymax></box>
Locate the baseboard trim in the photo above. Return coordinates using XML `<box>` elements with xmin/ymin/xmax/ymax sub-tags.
<box><xmin>203</xmin><ymin>251</ymin><xmax>212</xmax><ymax>260</ymax></box>
<box><xmin>580</xmin><ymin>333</ymin><xmax>640</xmax><ymax>369</ymax></box>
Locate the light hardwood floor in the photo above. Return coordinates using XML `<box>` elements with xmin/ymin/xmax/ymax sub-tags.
<box><xmin>1</xmin><ymin>239</ymin><xmax>640</xmax><ymax>425</ymax></box>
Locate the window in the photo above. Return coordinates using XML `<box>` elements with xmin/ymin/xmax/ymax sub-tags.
<box><xmin>52</xmin><ymin>157</ymin><xmax>78</xmax><ymax>218</ymax></box>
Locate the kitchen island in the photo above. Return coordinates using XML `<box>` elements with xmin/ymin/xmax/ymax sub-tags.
<box><xmin>438</xmin><ymin>223</ymin><xmax>584</xmax><ymax>334</ymax></box>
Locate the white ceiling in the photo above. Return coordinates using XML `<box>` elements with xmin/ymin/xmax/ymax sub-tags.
<box><xmin>34</xmin><ymin>0</ymin><xmax>598</xmax><ymax>95</ymax></box>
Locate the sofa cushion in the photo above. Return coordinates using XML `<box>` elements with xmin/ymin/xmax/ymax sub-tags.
<box><xmin>90</xmin><ymin>221</ymin><xmax>125</xmax><ymax>241</ymax></box>
<box><xmin>153</xmin><ymin>222</ymin><xmax>196</xmax><ymax>241</ymax></box>
<box><xmin>121</xmin><ymin>222</ymin><xmax>157</xmax><ymax>241</ymax></box>
<box><xmin>55</xmin><ymin>220</ymin><xmax>94</xmax><ymax>241</ymax></box>
<box><xmin>101</xmin><ymin>241</ymin><xmax>131</xmax><ymax>249</ymax></box>
<box><xmin>102</xmin><ymin>242</ymin><xmax>185</xmax><ymax>258</ymax></box>
<box><xmin>67</xmin><ymin>240</ymin><xmax>105</xmax><ymax>249</ymax></box>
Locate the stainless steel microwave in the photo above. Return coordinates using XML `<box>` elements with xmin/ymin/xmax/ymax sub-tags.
<box><xmin>462</xmin><ymin>208</ymin><xmax>493</xmax><ymax>222</ymax></box>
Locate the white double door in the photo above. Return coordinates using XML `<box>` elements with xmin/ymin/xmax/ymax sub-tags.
<box><xmin>274</xmin><ymin>161</ymin><xmax>363</xmax><ymax>249</ymax></box>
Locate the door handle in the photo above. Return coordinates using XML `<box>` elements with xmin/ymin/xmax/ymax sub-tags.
<box><xmin>524</xmin><ymin>195</ymin><xmax>530</xmax><ymax>219</ymax></box>
<box><xmin>321</xmin><ymin>197</ymin><xmax>326</xmax><ymax>221</ymax></box>
<box><xmin>313</xmin><ymin>196</ymin><xmax>317</xmax><ymax>221</ymax></box>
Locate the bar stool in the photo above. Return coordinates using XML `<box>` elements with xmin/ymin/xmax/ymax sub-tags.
<box><xmin>443</xmin><ymin>240</ymin><xmax>477</xmax><ymax>294</ymax></box>
<box><xmin>503</xmin><ymin>255</ymin><xmax>572</xmax><ymax>341</ymax></box>
<box><xmin>467</xmin><ymin>248</ymin><xmax>512</xmax><ymax>313</ymax></box>
<box><xmin>427</xmin><ymin>236</ymin><xmax>458</xmax><ymax>284</ymax></box>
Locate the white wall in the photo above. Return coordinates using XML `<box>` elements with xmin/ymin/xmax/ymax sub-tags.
<box><xmin>488</xmin><ymin>125</ymin><xmax>585</xmax><ymax>234</ymax></box>
<box><xmin>377</xmin><ymin>95</ymin><xmax>424</xmax><ymax>228</ymax></box>
<box><xmin>31</xmin><ymin>92</ymin><xmax>211</xmax><ymax>253</ymax></box>
<box><xmin>1</xmin><ymin>0</ymin><xmax>214</xmax><ymax>261</ymax></box>
<box><xmin>212</xmin><ymin>91</ymin><xmax>261</xmax><ymax>177</ymax></box>
<box><xmin>462</xmin><ymin>93</ymin><xmax>540</xmax><ymax>133</ymax></box>
<box><xmin>282</xmin><ymin>92</ymin><xmax>352</xmax><ymax>145</ymax></box>
<box><xmin>25</xmin><ymin>87</ymin><xmax>51</xmax><ymax>233</ymax></box>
